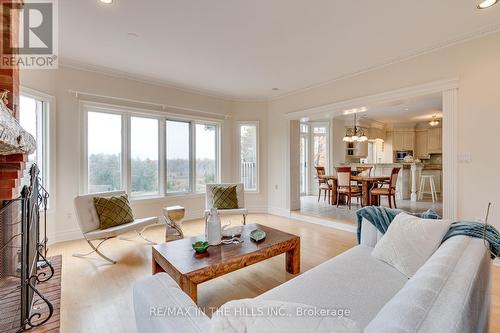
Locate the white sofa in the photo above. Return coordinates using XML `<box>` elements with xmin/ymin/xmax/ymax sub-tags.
<box><xmin>133</xmin><ymin>219</ymin><xmax>491</xmax><ymax>333</ymax></box>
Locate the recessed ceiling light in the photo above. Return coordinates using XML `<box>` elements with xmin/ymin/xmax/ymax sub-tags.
<box><xmin>272</xmin><ymin>88</ymin><xmax>279</xmax><ymax>91</ymax></box>
<box><xmin>477</xmin><ymin>0</ymin><xmax>498</xmax><ymax>9</ymax></box>
<box><xmin>100</xmin><ymin>0</ymin><xmax>113</xmax><ymax>4</ymax></box>
<box><xmin>127</xmin><ymin>32</ymin><xmax>139</xmax><ymax>38</ymax></box>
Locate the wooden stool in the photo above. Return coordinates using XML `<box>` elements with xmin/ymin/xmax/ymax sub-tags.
<box><xmin>418</xmin><ymin>175</ymin><xmax>437</xmax><ymax>203</ymax></box>
<box><xmin>163</xmin><ymin>206</ymin><xmax>185</xmax><ymax>242</ymax></box>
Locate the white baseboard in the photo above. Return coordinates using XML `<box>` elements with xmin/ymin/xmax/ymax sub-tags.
<box><xmin>289</xmin><ymin>212</ymin><xmax>357</xmax><ymax>233</ymax></box>
<box><xmin>49</xmin><ymin>228</ymin><xmax>83</xmax><ymax>245</ymax></box>
<box><xmin>267</xmin><ymin>206</ymin><xmax>291</xmax><ymax>217</ymax></box>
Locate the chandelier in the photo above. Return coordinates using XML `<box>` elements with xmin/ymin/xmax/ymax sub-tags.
<box><xmin>429</xmin><ymin>115</ymin><xmax>440</xmax><ymax>127</ymax></box>
<box><xmin>343</xmin><ymin>113</ymin><xmax>368</xmax><ymax>142</ymax></box>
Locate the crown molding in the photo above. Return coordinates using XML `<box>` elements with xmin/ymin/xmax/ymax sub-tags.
<box><xmin>271</xmin><ymin>23</ymin><xmax>500</xmax><ymax>102</ymax></box>
<box><xmin>60</xmin><ymin>23</ymin><xmax>500</xmax><ymax>104</ymax></box>
<box><xmin>58</xmin><ymin>59</ymin><xmax>267</xmax><ymax>103</ymax></box>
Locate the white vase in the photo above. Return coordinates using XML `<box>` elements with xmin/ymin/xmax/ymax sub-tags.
<box><xmin>205</xmin><ymin>208</ymin><xmax>221</xmax><ymax>245</ymax></box>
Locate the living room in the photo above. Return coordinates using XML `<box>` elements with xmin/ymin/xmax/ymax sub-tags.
<box><xmin>1</xmin><ymin>1</ymin><xmax>500</xmax><ymax>332</ymax></box>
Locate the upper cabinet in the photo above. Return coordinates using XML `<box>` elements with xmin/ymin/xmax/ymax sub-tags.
<box><xmin>427</xmin><ymin>128</ymin><xmax>442</xmax><ymax>154</ymax></box>
<box><xmin>415</xmin><ymin>130</ymin><xmax>429</xmax><ymax>159</ymax></box>
<box><xmin>392</xmin><ymin>131</ymin><xmax>415</xmax><ymax>151</ymax></box>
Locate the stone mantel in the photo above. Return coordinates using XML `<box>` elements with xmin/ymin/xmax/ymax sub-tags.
<box><xmin>0</xmin><ymin>100</ymin><xmax>36</xmax><ymax>155</ymax></box>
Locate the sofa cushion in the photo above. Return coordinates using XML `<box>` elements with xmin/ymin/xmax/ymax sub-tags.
<box><xmin>257</xmin><ymin>245</ymin><xmax>408</xmax><ymax>328</ymax></box>
<box><xmin>211</xmin><ymin>299</ymin><xmax>362</xmax><ymax>333</ymax></box>
<box><xmin>365</xmin><ymin>236</ymin><xmax>490</xmax><ymax>333</ymax></box>
<box><xmin>371</xmin><ymin>212</ymin><xmax>451</xmax><ymax>278</ymax></box>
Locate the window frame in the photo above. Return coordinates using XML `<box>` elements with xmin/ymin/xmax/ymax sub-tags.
<box><xmin>20</xmin><ymin>87</ymin><xmax>56</xmax><ymax>211</ymax></box>
<box><xmin>236</xmin><ymin>121</ymin><xmax>259</xmax><ymax>193</ymax></box>
<box><xmin>81</xmin><ymin>101</ymin><xmax>221</xmax><ymax>200</ymax></box>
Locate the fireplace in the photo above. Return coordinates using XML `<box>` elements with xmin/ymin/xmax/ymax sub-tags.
<box><xmin>0</xmin><ymin>164</ymin><xmax>53</xmax><ymax>331</ymax></box>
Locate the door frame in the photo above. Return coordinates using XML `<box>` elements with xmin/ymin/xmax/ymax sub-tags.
<box><xmin>286</xmin><ymin>78</ymin><xmax>459</xmax><ymax>219</ymax></box>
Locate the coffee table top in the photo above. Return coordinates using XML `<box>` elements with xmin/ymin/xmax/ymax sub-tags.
<box><xmin>153</xmin><ymin>223</ymin><xmax>299</xmax><ymax>278</ymax></box>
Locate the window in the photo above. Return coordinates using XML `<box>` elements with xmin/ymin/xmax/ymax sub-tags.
<box><xmin>19</xmin><ymin>96</ymin><xmax>45</xmax><ymax>184</ymax></box>
<box><xmin>312</xmin><ymin>124</ymin><xmax>328</xmax><ymax>168</ymax></box>
<box><xmin>166</xmin><ymin>120</ymin><xmax>191</xmax><ymax>193</ymax></box>
<box><xmin>87</xmin><ymin>112</ymin><xmax>122</xmax><ymax>193</ymax></box>
<box><xmin>239</xmin><ymin>123</ymin><xmax>258</xmax><ymax>191</ymax></box>
<box><xmin>131</xmin><ymin>117</ymin><xmax>159</xmax><ymax>196</ymax></box>
<box><xmin>195</xmin><ymin>123</ymin><xmax>217</xmax><ymax>192</ymax></box>
<box><xmin>84</xmin><ymin>105</ymin><xmax>220</xmax><ymax>197</ymax></box>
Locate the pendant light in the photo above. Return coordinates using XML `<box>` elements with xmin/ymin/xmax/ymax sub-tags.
<box><xmin>343</xmin><ymin>113</ymin><xmax>368</xmax><ymax>142</ymax></box>
<box><xmin>429</xmin><ymin>115</ymin><xmax>440</xmax><ymax>127</ymax></box>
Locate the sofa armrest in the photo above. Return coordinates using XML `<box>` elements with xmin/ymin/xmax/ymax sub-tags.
<box><xmin>133</xmin><ymin>273</ymin><xmax>211</xmax><ymax>333</ymax></box>
<box><xmin>359</xmin><ymin>218</ymin><xmax>383</xmax><ymax>248</ymax></box>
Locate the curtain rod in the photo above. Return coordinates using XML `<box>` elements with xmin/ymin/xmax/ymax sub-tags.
<box><xmin>67</xmin><ymin>89</ymin><xmax>232</xmax><ymax>119</ymax></box>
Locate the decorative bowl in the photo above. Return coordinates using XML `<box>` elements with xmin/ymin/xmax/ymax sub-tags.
<box><xmin>192</xmin><ymin>241</ymin><xmax>209</xmax><ymax>253</ymax></box>
<box><xmin>221</xmin><ymin>225</ymin><xmax>243</xmax><ymax>238</ymax></box>
<box><xmin>250</xmin><ymin>229</ymin><xmax>266</xmax><ymax>242</ymax></box>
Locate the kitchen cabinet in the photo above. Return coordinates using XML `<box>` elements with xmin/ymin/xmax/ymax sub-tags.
<box><xmin>427</xmin><ymin>128</ymin><xmax>442</xmax><ymax>154</ymax></box>
<box><xmin>392</xmin><ymin>131</ymin><xmax>415</xmax><ymax>151</ymax></box>
<box><xmin>415</xmin><ymin>130</ymin><xmax>429</xmax><ymax>159</ymax></box>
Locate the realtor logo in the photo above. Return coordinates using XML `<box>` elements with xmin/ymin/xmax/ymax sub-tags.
<box><xmin>1</xmin><ymin>0</ymin><xmax>58</xmax><ymax>69</ymax></box>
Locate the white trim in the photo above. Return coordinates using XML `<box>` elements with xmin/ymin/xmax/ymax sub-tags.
<box><xmin>19</xmin><ymin>87</ymin><xmax>57</xmax><ymax>213</ymax></box>
<box><xmin>68</xmin><ymin>89</ymin><xmax>231</xmax><ymax>119</ymax></box>
<box><xmin>442</xmin><ymin>89</ymin><xmax>459</xmax><ymax>219</ymax></box>
<box><xmin>289</xmin><ymin>211</ymin><xmax>357</xmax><ymax>233</ymax></box>
<box><xmin>284</xmin><ymin>78</ymin><xmax>459</xmax><ymax>120</ymax></box>
<box><xmin>284</xmin><ymin>78</ymin><xmax>459</xmax><ymax>220</ymax></box>
<box><xmin>236</xmin><ymin>121</ymin><xmax>260</xmax><ymax>193</ymax></box>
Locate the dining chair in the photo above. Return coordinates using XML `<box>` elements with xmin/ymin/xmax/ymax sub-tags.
<box><xmin>315</xmin><ymin>166</ymin><xmax>333</xmax><ymax>203</ymax></box>
<box><xmin>356</xmin><ymin>166</ymin><xmax>373</xmax><ymax>177</ymax></box>
<box><xmin>335</xmin><ymin>167</ymin><xmax>362</xmax><ymax>210</ymax></box>
<box><xmin>369</xmin><ymin>167</ymin><xmax>401</xmax><ymax>208</ymax></box>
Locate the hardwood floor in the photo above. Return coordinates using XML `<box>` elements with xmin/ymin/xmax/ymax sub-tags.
<box><xmin>297</xmin><ymin>195</ymin><xmax>443</xmax><ymax>225</ymax></box>
<box><xmin>48</xmin><ymin>213</ymin><xmax>498</xmax><ymax>332</ymax></box>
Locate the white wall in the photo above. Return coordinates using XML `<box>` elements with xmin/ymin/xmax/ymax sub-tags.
<box><xmin>20</xmin><ymin>66</ymin><xmax>268</xmax><ymax>243</ymax></box>
<box><xmin>268</xmin><ymin>31</ymin><xmax>500</xmax><ymax>227</ymax></box>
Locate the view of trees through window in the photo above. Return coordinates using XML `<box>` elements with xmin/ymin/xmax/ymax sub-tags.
<box><xmin>166</xmin><ymin>120</ymin><xmax>191</xmax><ymax>193</ymax></box>
<box><xmin>88</xmin><ymin>112</ymin><xmax>122</xmax><ymax>193</ymax></box>
<box><xmin>131</xmin><ymin>117</ymin><xmax>159</xmax><ymax>196</ymax></box>
<box><xmin>195</xmin><ymin>124</ymin><xmax>217</xmax><ymax>192</ymax></box>
<box><xmin>87</xmin><ymin>110</ymin><xmax>219</xmax><ymax>195</ymax></box>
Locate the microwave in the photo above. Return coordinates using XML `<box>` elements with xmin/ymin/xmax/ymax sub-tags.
<box><xmin>395</xmin><ymin>150</ymin><xmax>413</xmax><ymax>162</ymax></box>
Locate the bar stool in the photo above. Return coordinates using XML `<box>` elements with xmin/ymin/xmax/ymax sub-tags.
<box><xmin>418</xmin><ymin>175</ymin><xmax>437</xmax><ymax>203</ymax></box>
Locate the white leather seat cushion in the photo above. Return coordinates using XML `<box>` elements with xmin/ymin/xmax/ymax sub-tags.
<box><xmin>257</xmin><ymin>245</ymin><xmax>408</xmax><ymax>328</ymax></box>
<box><xmin>134</xmin><ymin>273</ymin><xmax>211</xmax><ymax>333</ymax></box>
<box><xmin>84</xmin><ymin>217</ymin><xmax>158</xmax><ymax>240</ymax></box>
<box><xmin>365</xmin><ymin>236</ymin><xmax>490</xmax><ymax>333</ymax></box>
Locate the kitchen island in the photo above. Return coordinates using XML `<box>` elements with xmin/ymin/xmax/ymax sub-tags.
<box><xmin>342</xmin><ymin>163</ymin><xmax>424</xmax><ymax>202</ymax></box>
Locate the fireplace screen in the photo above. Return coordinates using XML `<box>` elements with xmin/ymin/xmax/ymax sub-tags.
<box><xmin>0</xmin><ymin>164</ymin><xmax>52</xmax><ymax>331</ymax></box>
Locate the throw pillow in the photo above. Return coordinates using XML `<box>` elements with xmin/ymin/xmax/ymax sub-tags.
<box><xmin>93</xmin><ymin>194</ymin><xmax>134</xmax><ymax>230</ymax></box>
<box><xmin>371</xmin><ymin>212</ymin><xmax>451</xmax><ymax>278</ymax></box>
<box><xmin>212</xmin><ymin>185</ymin><xmax>239</xmax><ymax>209</ymax></box>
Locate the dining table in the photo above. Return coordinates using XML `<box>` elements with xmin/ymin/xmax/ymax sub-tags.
<box><xmin>320</xmin><ymin>175</ymin><xmax>391</xmax><ymax>206</ymax></box>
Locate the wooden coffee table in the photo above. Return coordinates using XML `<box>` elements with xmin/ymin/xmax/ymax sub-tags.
<box><xmin>152</xmin><ymin>223</ymin><xmax>300</xmax><ymax>303</ymax></box>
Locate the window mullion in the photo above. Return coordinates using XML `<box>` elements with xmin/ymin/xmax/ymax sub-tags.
<box><xmin>191</xmin><ymin>121</ymin><xmax>196</xmax><ymax>193</ymax></box>
<box><xmin>124</xmin><ymin>114</ymin><xmax>131</xmax><ymax>195</ymax></box>
<box><xmin>159</xmin><ymin>118</ymin><xmax>166</xmax><ymax>195</ymax></box>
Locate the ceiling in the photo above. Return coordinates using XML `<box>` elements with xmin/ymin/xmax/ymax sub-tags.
<box><xmin>335</xmin><ymin>93</ymin><xmax>443</xmax><ymax>125</ymax></box>
<box><xmin>60</xmin><ymin>1</ymin><xmax>500</xmax><ymax>100</ymax></box>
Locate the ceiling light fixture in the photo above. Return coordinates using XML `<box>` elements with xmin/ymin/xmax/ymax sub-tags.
<box><xmin>100</xmin><ymin>0</ymin><xmax>113</xmax><ymax>4</ymax></box>
<box><xmin>343</xmin><ymin>113</ymin><xmax>368</xmax><ymax>142</ymax></box>
<box><xmin>272</xmin><ymin>88</ymin><xmax>279</xmax><ymax>91</ymax></box>
<box><xmin>477</xmin><ymin>0</ymin><xmax>498</xmax><ymax>9</ymax></box>
<box><xmin>429</xmin><ymin>115</ymin><xmax>440</xmax><ymax>127</ymax></box>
